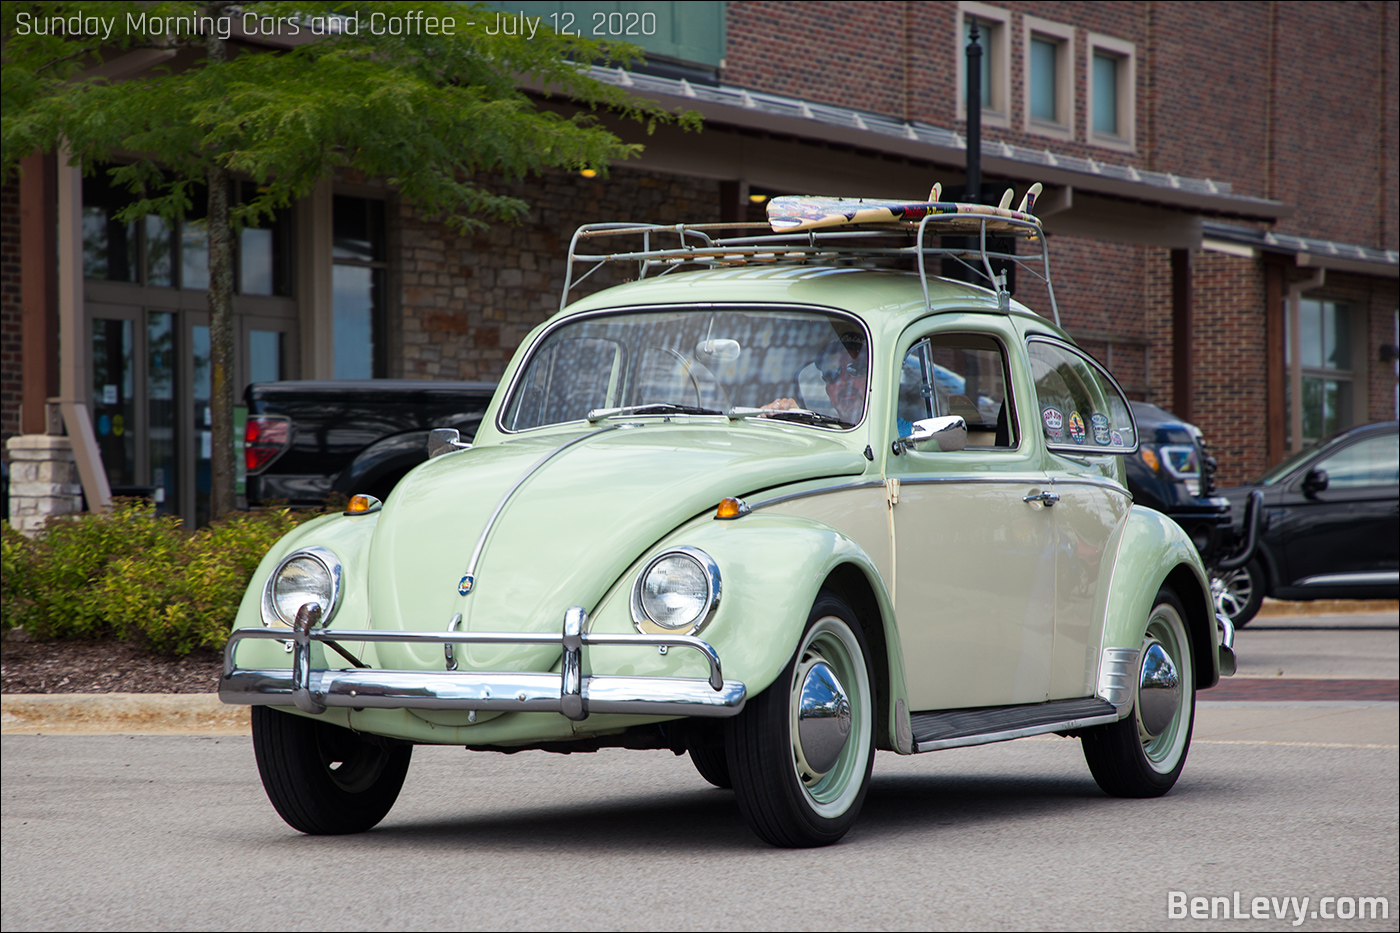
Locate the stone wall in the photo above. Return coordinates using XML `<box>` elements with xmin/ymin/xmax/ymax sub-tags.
<box><xmin>5</xmin><ymin>435</ymin><xmax>82</xmax><ymax>536</ymax></box>
<box><xmin>396</xmin><ymin>165</ymin><xmax>725</xmax><ymax>382</ymax></box>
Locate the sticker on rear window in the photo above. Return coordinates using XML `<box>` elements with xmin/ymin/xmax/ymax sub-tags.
<box><xmin>1091</xmin><ymin>412</ymin><xmax>1111</xmax><ymax>445</ymax></box>
<box><xmin>1067</xmin><ymin>411</ymin><xmax>1086</xmax><ymax>444</ymax></box>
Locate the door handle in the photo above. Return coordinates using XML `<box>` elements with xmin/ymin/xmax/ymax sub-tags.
<box><xmin>1023</xmin><ymin>490</ymin><xmax>1060</xmax><ymax>507</ymax></box>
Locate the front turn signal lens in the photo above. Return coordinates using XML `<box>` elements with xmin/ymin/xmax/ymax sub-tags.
<box><xmin>715</xmin><ymin>497</ymin><xmax>750</xmax><ymax>520</ymax></box>
<box><xmin>1139</xmin><ymin>448</ymin><xmax>1161</xmax><ymax>473</ymax></box>
<box><xmin>345</xmin><ymin>494</ymin><xmax>383</xmax><ymax>515</ymax></box>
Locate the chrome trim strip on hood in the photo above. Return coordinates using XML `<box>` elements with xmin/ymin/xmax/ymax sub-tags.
<box><xmin>461</xmin><ymin>424</ymin><xmax>629</xmax><ymax>592</ymax></box>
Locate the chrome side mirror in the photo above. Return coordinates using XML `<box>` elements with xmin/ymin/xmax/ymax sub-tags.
<box><xmin>894</xmin><ymin>415</ymin><xmax>967</xmax><ymax>454</ymax></box>
<box><xmin>428</xmin><ymin>428</ymin><xmax>472</xmax><ymax>459</ymax></box>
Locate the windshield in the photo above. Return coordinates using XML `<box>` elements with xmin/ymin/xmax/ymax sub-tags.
<box><xmin>502</xmin><ymin>308</ymin><xmax>869</xmax><ymax>431</ymax></box>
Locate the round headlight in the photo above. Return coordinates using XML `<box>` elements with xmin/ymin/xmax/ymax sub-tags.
<box><xmin>262</xmin><ymin>548</ymin><xmax>342</xmax><ymax>627</ymax></box>
<box><xmin>631</xmin><ymin>547</ymin><xmax>720</xmax><ymax>635</ymax></box>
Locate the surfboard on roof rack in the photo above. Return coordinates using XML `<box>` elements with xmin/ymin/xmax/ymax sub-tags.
<box><xmin>557</xmin><ymin>182</ymin><xmax>1059</xmax><ymax>325</ymax></box>
<box><xmin>765</xmin><ymin>183</ymin><xmax>1044</xmax><ymax>234</ymax></box>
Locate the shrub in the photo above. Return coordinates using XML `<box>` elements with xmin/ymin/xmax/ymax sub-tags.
<box><xmin>1</xmin><ymin>502</ymin><xmax>314</xmax><ymax>655</ymax></box>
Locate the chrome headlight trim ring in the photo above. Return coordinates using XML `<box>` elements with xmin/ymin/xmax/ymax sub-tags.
<box><xmin>260</xmin><ymin>546</ymin><xmax>343</xmax><ymax>629</ymax></box>
<box><xmin>629</xmin><ymin>546</ymin><xmax>721</xmax><ymax>637</ymax></box>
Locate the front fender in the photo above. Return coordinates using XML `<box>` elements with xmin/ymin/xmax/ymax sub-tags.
<box><xmin>583</xmin><ymin>511</ymin><xmax>909</xmax><ymax>752</ymax></box>
<box><xmin>1101</xmin><ymin>506</ymin><xmax>1220</xmax><ymax>689</ymax></box>
<box><xmin>229</xmin><ymin>510</ymin><xmax>383</xmax><ymax>673</ymax></box>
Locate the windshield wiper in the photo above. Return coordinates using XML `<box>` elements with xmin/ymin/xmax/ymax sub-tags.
<box><xmin>587</xmin><ymin>403</ymin><xmax>725</xmax><ymax>421</ymax></box>
<box><xmin>727</xmin><ymin>406</ymin><xmax>851</xmax><ymax>427</ymax></box>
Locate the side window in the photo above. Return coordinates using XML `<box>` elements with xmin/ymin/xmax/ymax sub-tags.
<box><xmin>1028</xmin><ymin>339</ymin><xmax>1136</xmax><ymax>452</ymax></box>
<box><xmin>1315</xmin><ymin>435</ymin><xmax>1400</xmax><ymax>489</ymax></box>
<box><xmin>900</xmin><ymin>334</ymin><xmax>1016</xmax><ymax>448</ymax></box>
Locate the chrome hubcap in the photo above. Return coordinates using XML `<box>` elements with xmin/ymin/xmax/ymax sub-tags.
<box><xmin>794</xmin><ymin>660</ymin><xmax>852</xmax><ymax>777</ymax></box>
<box><xmin>1137</xmin><ymin>642</ymin><xmax>1181</xmax><ymax>737</ymax></box>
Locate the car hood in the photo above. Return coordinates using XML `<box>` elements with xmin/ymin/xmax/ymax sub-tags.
<box><xmin>366</xmin><ymin>423</ymin><xmax>867</xmax><ymax>669</ymax></box>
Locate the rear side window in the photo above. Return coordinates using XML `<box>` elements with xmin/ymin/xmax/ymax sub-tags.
<box><xmin>1028</xmin><ymin>338</ymin><xmax>1136</xmax><ymax>453</ymax></box>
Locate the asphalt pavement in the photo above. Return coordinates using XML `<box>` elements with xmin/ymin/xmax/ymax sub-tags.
<box><xmin>2</xmin><ymin>608</ymin><xmax>1395</xmax><ymax>931</ymax></box>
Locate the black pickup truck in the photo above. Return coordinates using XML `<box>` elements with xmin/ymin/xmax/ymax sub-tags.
<box><xmin>243</xmin><ymin>380</ymin><xmax>496</xmax><ymax>507</ymax></box>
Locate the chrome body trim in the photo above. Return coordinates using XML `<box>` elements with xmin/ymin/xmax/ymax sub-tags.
<box><xmin>1048</xmin><ymin>475</ymin><xmax>1132</xmax><ymax>495</ymax></box>
<box><xmin>629</xmin><ymin>546</ymin><xmax>722</xmax><ymax>636</ymax></box>
<box><xmin>220</xmin><ymin>608</ymin><xmax>745</xmax><ymax>721</ymax></box>
<box><xmin>914</xmin><ymin>711</ymin><xmax>1120</xmax><ymax>752</ymax></box>
<box><xmin>891</xmin><ymin>474</ymin><xmax>1046</xmax><ymax>486</ymax></box>
<box><xmin>261</xmin><ymin>547</ymin><xmax>343</xmax><ymax>629</ymax></box>
<box><xmin>444</xmin><ymin>613</ymin><xmax>463</xmax><ymax>671</ymax></box>
<box><xmin>1215</xmin><ymin>612</ymin><xmax>1238</xmax><ymax>677</ymax></box>
<box><xmin>461</xmin><ymin>425</ymin><xmax>624</xmax><ymax>589</ymax></box>
<box><xmin>748</xmin><ymin>479</ymin><xmax>885</xmax><ymax>511</ymax></box>
<box><xmin>1296</xmin><ymin>571</ymin><xmax>1399</xmax><ymax>587</ymax></box>
<box><xmin>1096</xmin><ymin>646</ymin><xmax>1142</xmax><ymax>717</ymax></box>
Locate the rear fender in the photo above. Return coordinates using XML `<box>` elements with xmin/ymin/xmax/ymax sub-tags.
<box><xmin>1101</xmin><ymin>506</ymin><xmax>1220</xmax><ymax>690</ymax></box>
<box><xmin>584</xmin><ymin>511</ymin><xmax>910</xmax><ymax>752</ymax></box>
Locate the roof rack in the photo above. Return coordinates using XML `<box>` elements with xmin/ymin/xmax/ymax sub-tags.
<box><xmin>560</xmin><ymin>205</ymin><xmax>1060</xmax><ymax>326</ymax></box>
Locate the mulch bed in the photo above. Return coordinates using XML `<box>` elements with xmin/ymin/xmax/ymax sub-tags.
<box><xmin>1</xmin><ymin>638</ymin><xmax>221</xmax><ymax>694</ymax></box>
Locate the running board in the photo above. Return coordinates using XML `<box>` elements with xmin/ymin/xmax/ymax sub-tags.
<box><xmin>912</xmin><ymin>697</ymin><xmax>1119</xmax><ymax>752</ymax></box>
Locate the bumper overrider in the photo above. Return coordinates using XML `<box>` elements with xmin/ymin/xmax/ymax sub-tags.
<box><xmin>219</xmin><ymin>604</ymin><xmax>747</xmax><ymax>721</ymax></box>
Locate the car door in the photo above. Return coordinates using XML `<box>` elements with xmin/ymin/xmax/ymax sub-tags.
<box><xmin>1026</xmin><ymin>338</ymin><xmax>1137</xmax><ymax>700</ymax></box>
<box><xmin>885</xmin><ymin>323</ymin><xmax>1056</xmax><ymax>711</ymax></box>
<box><xmin>1276</xmin><ymin>430</ymin><xmax>1400</xmax><ymax>586</ymax></box>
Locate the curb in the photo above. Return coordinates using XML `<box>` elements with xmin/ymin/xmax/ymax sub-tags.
<box><xmin>1</xmin><ymin>693</ymin><xmax>248</xmax><ymax>735</ymax></box>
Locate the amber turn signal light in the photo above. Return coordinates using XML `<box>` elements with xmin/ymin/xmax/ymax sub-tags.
<box><xmin>715</xmin><ymin>497</ymin><xmax>750</xmax><ymax>520</ymax></box>
<box><xmin>345</xmin><ymin>494</ymin><xmax>383</xmax><ymax>515</ymax></box>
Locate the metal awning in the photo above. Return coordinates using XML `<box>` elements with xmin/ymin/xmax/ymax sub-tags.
<box><xmin>1203</xmin><ymin>221</ymin><xmax>1399</xmax><ymax>278</ymax></box>
<box><xmin>586</xmin><ymin>66</ymin><xmax>1290</xmax><ymax>223</ymax></box>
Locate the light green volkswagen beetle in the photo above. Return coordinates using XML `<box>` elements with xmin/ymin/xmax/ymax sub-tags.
<box><xmin>221</xmin><ymin>201</ymin><xmax>1237</xmax><ymax>847</ymax></box>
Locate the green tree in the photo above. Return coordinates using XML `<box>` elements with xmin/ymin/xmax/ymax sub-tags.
<box><xmin>2</xmin><ymin>0</ymin><xmax>693</xmax><ymax>519</ymax></box>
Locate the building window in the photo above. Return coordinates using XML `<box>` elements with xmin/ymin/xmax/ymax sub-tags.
<box><xmin>332</xmin><ymin>195</ymin><xmax>387</xmax><ymax>379</ymax></box>
<box><xmin>1022</xmin><ymin>15</ymin><xmax>1074</xmax><ymax>140</ymax></box>
<box><xmin>1085</xmin><ymin>33</ymin><xmax>1135</xmax><ymax>151</ymax></box>
<box><xmin>1288</xmin><ymin>299</ymin><xmax>1356</xmax><ymax>444</ymax></box>
<box><xmin>956</xmin><ymin>2</ymin><xmax>1011</xmax><ymax>127</ymax></box>
<box><xmin>83</xmin><ymin>170</ymin><xmax>289</xmax><ymax>295</ymax></box>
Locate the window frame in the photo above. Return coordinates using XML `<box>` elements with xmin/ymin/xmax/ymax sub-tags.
<box><xmin>1085</xmin><ymin>32</ymin><xmax>1136</xmax><ymax>152</ymax></box>
<box><xmin>1021</xmin><ymin>15</ymin><xmax>1075</xmax><ymax>141</ymax></box>
<box><xmin>1026</xmin><ymin>336</ymin><xmax>1139</xmax><ymax>456</ymax></box>
<box><xmin>899</xmin><ymin>331</ymin><xmax>1020</xmax><ymax>451</ymax></box>
<box><xmin>956</xmin><ymin>2</ymin><xmax>1012</xmax><ymax>129</ymax></box>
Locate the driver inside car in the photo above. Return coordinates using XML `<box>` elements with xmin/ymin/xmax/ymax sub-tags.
<box><xmin>763</xmin><ymin>333</ymin><xmax>869</xmax><ymax>425</ymax></box>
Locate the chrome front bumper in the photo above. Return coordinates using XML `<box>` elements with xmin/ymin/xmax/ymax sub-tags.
<box><xmin>219</xmin><ymin>606</ymin><xmax>747</xmax><ymax>721</ymax></box>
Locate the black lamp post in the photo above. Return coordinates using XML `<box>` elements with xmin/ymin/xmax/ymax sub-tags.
<box><xmin>966</xmin><ymin>19</ymin><xmax>982</xmax><ymax>204</ymax></box>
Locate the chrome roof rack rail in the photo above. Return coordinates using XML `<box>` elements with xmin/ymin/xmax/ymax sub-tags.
<box><xmin>560</xmin><ymin>212</ymin><xmax>1059</xmax><ymax>327</ymax></box>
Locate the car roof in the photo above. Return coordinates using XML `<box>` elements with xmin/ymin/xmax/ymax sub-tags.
<box><xmin>560</xmin><ymin>265</ymin><xmax>1059</xmax><ymax>342</ymax></box>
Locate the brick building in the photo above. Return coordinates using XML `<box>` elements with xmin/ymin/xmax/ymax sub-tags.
<box><xmin>3</xmin><ymin>1</ymin><xmax>1397</xmax><ymax>527</ymax></box>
